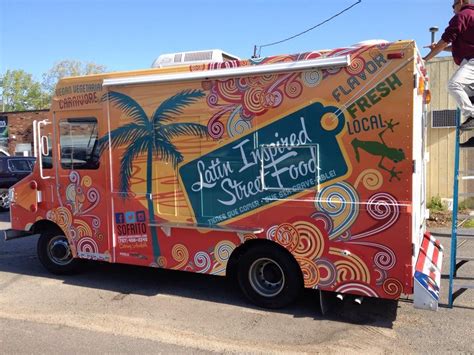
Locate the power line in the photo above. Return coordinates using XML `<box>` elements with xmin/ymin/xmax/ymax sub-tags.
<box><xmin>253</xmin><ymin>0</ymin><xmax>362</xmax><ymax>57</ymax></box>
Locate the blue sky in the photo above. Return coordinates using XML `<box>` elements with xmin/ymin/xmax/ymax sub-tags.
<box><xmin>0</xmin><ymin>0</ymin><xmax>454</xmax><ymax>81</ymax></box>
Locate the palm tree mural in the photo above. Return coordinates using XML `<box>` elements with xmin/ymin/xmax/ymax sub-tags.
<box><xmin>100</xmin><ymin>89</ymin><xmax>208</xmax><ymax>261</ymax></box>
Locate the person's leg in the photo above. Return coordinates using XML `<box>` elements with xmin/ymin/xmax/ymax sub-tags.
<box><xmin>448</xmin><ymin>58</ymin><xmax>474</xmax><ymax>124</ymax></box>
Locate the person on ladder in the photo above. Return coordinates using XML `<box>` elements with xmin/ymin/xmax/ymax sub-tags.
<box><xmin>424</xmin><ymin>0</ymin><xmax>474</xmax><ymax>145</ymax></box>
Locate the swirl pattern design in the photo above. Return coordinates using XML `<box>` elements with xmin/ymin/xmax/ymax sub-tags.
<box><xmin>315</xmin><ymin>182</ymin><xmax>360</xmax><ymax>240</ymax></box>
<box><xmin>350</xmin><ymin>193</ymin><xmax>400</xmax><ymax>240</ymax></box>
<box><xmin>345</xmin><ymin>57</ymin><xmax>366</xmax><ymax>75</ymax></box>
<box><xmin>293</xmin><ymin>221</ymin><xmax>325</xmax><ymax>260</ymax></box>
<box><xmin>383</xmin><ymin>278</ymin><xmax>403</xmax><ymax>297</ymax></box>
<box><xmin>316</xmin><ymin>259</ymin><xmax>337</xmax><ymax>287</ymax></box>
<box><xmin>194</xmin><ymin>251</ymin><xmax>211</xmax><ymax>273</ymax></box>
<box><xmin>375</xmin><ymin>268</ymin><xmax>388</xmax><ymax>286</ymax></box>
<box><xmin>274</xmin><ymin>223</ymin><xmax>300</xmax><ymax>252</ymax></box>
<box><xmin>330</xmin><ymin>247</ymin><xmax>370</xmax><ymax>283</ymax></box>
<box><xmin>81</xmin><ymin>175</ymin><xmax>92</xmax><ymax>187</ymax></box>
<box><xmin>302</xmin><ymin>69</ymin><xmax>323</xmax><ymax>87</ymax></box>
<box><xmin>347</xmin><ymin>241</ymin><xmax>396</xmax><ymax>271</ymax></box>
<box><xmin>227</xmin><ymin>107</ymin><xmax>252</xmax><ymax>138</ymax></box>
<box><xmin>214</xmin><ymin>240</ymin><xmax>236</xmax><ymax>265</ymax></box>
<box><xmin>267</xmin><ymin>220</ymin><xmax>328</xmax><ymax>288</ymax></box>
<box><xmin>46</xmin><ymin>171</ymin><xmax>104</xmax><ymax>259</ymax></box>
<box><xmin>75</xmin><ymin>219</ymin><xmax>92</xmax><ymax>238</ymax></box>
<box><xmin>354</xmin><ymin>169</ymin><xmax>383</xmax><ymax>191</ymax></box>
<box><xmin>297</xmin><ymin>257</ymin><xmax>320</xmax><ymax>288</ymax></box>
<box><xmin>69</xmin><ymin>171</ymin><xmax>80</xmax><ymax>184</ymax></box>
<box><xmin>311</xmin><ymin>212</ymin><xmax>334</xmax><ymax>234</ymax></box>
<box><xmin>156</xmin><ymin>256</ymin><xmax>167</xmax><ymax>268</ymax></box>
<box><xmin>77</xmin><ymin>237</ymin><xmax>99</xmax><ymax>258</ymax></box>
<box><xmin>171</xmin><ymin>244</ymin><xmax>189</xmax><ymax>270</ymax></box>
<box><xmin>205</xmin><ymin>71</ymin><xmax>306</xmax><ymax>139</ymax></box>
<box><xmin>55</xmin><ymin>207</ymin><xmax>73</xmax><ymax>231</ymax></box>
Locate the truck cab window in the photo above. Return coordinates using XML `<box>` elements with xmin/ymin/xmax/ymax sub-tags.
<box><xmin>59</xmin><ymin>118</ymin><xmax>100</xmax><ymax>170</ymax></box>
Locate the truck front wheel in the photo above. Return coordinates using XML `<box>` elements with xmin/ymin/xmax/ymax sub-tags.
<box><xmin>237</xmin><ymin>245</ymin><xmax>303</xmax><ymax>309</ymax></box>
<box><xmin>37</xmin><ymin>233</ymin><xmax>81</xmax><ymax>274</ymax></box>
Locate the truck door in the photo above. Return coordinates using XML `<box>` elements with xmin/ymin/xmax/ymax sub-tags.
<box><xmin>53</xmin><ymin>110</ymin><xmax>111</xmax><ymax>262</ymax></box>
<box><xmin>34</xmin><ymin>118</ymin><xmax>55</xmax><ymax>207</ymax></box>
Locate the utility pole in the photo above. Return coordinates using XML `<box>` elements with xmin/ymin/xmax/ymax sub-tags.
<box><xmin>429</xmin><ymin>26</ymin><xmax>439</xmax><ymax>44</ymax></box>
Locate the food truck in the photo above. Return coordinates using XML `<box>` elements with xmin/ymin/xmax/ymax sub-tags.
<box><xmin>4</xmin><ymin>40</ymin><xmax>443</xmax><ymax>310</ymax></box>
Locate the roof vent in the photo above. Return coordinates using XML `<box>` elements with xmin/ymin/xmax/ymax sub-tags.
<box><xmin>151</xmin><ymin>49</ymin><xmax>240</xmax><ymax>68</ymax></box>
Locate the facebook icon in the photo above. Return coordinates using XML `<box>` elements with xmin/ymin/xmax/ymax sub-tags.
<box><xmin>115</xmin><ymin>213</ymin><xmax>125</xmax><ymax>224</ymax></box>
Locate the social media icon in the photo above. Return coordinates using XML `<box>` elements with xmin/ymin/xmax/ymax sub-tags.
<box><xmin>125</xmin><ymin>211</ymin><xmax>136</xmax><ymax>223</ymax></box>
<box><xmin>136</xmin><ymin>211</ymin><xmax>146</xmax><ymax>222</ymax></box>
<box><xmin>115</xmin><ymin>213</ymin><xmax>124</xmax><ymax>224</ymax></box>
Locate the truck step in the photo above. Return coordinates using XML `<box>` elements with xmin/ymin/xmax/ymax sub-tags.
<box><xmin>456</xmin><ymin>256</ymin><xmax>474</xmax><ymax>261</ymax></box>
<box><xmin>451</xmin><ymin>284</ymin><xmax>474</xmax><ymax>302</ymax></box>
<box><xmin>452</xmin><ymin>281</ymin><xmax>474</xmax><ymax>289</ymax></box>
<box><xmin>456</xmin><ymin>233</ymin><xmax>474</xmax><ymax>238</ymax></box>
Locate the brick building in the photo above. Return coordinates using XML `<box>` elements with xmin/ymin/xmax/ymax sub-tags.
<box><xmin>0</xmin><ymin>109</ymin><xmax>49</xmax><ymax>156</ymax></box>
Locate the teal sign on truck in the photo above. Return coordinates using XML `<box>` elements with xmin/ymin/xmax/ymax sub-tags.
<box><xmin>179</xmin><ymin>102</ymin><xmax>348</xmax><ymax>225</ymax></box>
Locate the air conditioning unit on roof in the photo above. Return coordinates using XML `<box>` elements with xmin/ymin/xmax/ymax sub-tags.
<box><xmin>152</xmin><ymin>49</ymin><xmax>240</xmax><ymax>68</ymax></box>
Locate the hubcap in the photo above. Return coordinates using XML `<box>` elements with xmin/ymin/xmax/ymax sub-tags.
<box><xmin>47</xmin><ymin>236</ymin><xmax>73</xmax><ymax>266</ymax></box>
<box><xmin>0</xmin><ymin>191</ymin><xmax>9</xmax><ymax>209</ymax></box>
<box><xmin>249</xmin><ymin>258</ymin><xmax>285</xmax><ymax>297</ymax></box>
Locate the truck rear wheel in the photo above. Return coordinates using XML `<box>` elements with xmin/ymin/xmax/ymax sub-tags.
<box><xmin>237</xmin><ymin>245</ymin><xmax>303</xmax><ymax>309</ymax></box>
<box><xmin>37</xmin><ymin>233</ymin><xmax>81</xmax><ymax>274</ymax></box>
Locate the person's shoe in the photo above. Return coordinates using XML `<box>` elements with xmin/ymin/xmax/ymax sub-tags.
<box><xmin>460</xmin><ymin>116</ymin><xmax>474</xmax><ymax>130</ymax></box>
<box><xmin>460</xmin><ymin>137</ymin><xmax>474</xmax><ymax>148</ymax></box>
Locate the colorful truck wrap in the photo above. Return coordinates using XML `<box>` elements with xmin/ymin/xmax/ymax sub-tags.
<box><xmin>5</xmin><ymin>39</ymin><xmax>443</xmax><ymax>310</ymax></box>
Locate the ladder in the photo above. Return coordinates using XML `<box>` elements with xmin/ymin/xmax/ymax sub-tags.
<box><xmin>448</xmin><ymin>109</ymin><xmax>474</xmax><ymax>307</ymax></box>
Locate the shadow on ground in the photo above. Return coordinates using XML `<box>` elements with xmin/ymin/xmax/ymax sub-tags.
<box><xmin>0</xmin><ymin>212</ymin><xmax>398</xmax><ymax>327</ymax></box>
<box><xmin>0</xmin><ymin>212</ymin><xmax>10</xmax><ymax>223</ymax></box>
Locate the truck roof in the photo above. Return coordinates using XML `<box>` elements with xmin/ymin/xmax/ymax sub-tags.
<box><xmin>56</xmin><ymin>40</ymin><xmax>416</xmax><ymax>86</ymax></box>
<box><xmin>52</xmin><ymin>40</ymin><xmax>417</xmax><ymax>112</ymax></box>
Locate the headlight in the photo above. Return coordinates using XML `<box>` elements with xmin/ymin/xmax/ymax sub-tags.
<box><xmin>8</xmin><ymin>187</ymin><xmax>15</xmax><ymax>203</ymax></box>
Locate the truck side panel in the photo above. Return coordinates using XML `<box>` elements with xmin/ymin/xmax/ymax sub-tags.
<box><xmin>10</xmin><ymin>40</ymin><xmax>421</xmax><ymax>300</ymax></box>
<box><xmin>103</xmin><ymin>41</ymin><xmax>417</xmax><ymax>299</ymax></box>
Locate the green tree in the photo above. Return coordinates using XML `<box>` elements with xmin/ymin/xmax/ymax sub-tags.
<box><xmin>1</xmin><ymin>69</ymin><xmax>47</xmax><ymax>111</ymax></box>
<box><xmin>101</xmin><ymin>89</ymin><xmax>208</xmax><ymax>261</ymax></box>
<box><xmin>42</xmin><ymin>60</ymin><xmax>107</xmax><ymax>97</ymax></box>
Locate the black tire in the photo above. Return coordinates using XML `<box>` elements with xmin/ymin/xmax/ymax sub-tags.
<box><xmin>237</xmin><ymin>245</ymin><xmax>303</xmax><ymax>309</ymax></box>
<box><xmin>37</xmin><ymin>232</ymin><xmax>81</xmax><ymax>275</ymax></box>
<box><xmin>0</xmin><ymin>189</ymin><xmax>10</xmax><ymax>211</ymax></box>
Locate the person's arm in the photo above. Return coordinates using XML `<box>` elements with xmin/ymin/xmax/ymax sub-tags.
<box><xmin>423</xmin><ymin>39</ymin><xmax>450</xmax><ymax>61</ymax></box>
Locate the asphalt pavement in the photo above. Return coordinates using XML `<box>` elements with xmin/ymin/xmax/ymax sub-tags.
<box><xmin>0</xmin><ymin>213</ymin><xmax>473</xmax><ymax>353</ymax></box>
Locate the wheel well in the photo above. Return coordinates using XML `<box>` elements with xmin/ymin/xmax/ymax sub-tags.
<box><xmin>226</xmin><ymin>239</ymin><xmax>303</xmax><ymax>282</ymax></box>
<box><xmin>31</xmin><ymin>219</ymin><xmax>65</xmax><ymax>237</ymax></box>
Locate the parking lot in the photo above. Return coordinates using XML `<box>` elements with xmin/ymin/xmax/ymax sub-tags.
<box><xmin>0</xmin><ymin>212</ymin><xmax>473</xmax><ymax>353</ymax></box>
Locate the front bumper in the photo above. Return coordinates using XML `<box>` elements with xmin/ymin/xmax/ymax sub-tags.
<box><xmin>3</xmin><ymin>229</ymin><xmax>39</xmax><ymax>241</ymax></box>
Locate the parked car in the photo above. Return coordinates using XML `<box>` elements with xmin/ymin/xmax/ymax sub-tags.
<box><xmin>0</xmin><ymin>156</ymin><xmax>35</xmax><ymax>211</ymax></box>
